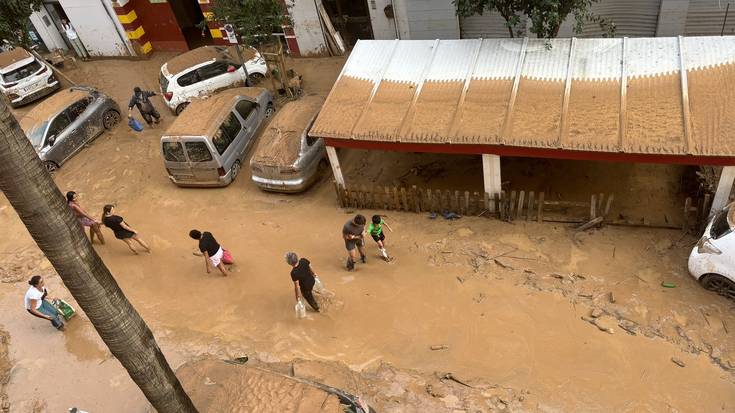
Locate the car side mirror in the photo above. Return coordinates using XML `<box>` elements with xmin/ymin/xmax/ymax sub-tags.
<box><xmin>47</xmin><ymin>135</ymin><xmax>56</xmax><ymax>146</ymax></box>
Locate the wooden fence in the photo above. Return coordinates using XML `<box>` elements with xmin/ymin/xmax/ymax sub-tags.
<box><xmin>334</xmin><ymin>183</ymin><xmax>614</xmax><ymax>224</ymax></box>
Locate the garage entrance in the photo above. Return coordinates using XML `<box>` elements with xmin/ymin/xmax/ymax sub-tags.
<box><xmin>170</xmin><ymin>0</ymin><xmax>211</xmax><ymax>49</ymax></box>
<box><xmin>321</xmin><ymin>0</ymin><xmax>374</xmax><ymax>47</ymax></box>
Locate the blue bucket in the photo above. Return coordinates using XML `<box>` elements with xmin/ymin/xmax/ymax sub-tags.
<box><xmin>128</xmin><ymin>118</ymin><xmax>144</xmax><ymax>132</ymax></box>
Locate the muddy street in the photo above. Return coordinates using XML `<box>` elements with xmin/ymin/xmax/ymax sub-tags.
<box><xmin>0</xmin><ymin>55</ymin><xmax>733</xmax><ymax>412</ymax></box>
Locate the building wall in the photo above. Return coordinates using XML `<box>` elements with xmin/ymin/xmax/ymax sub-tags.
<box><xmin>367</xmin><ymin>0</ymin><xmax>397</xmax><ymax>39</ymax></box>
<box><xmin>400</xmin><ymin>0</ymin><xmax>460</xmax><ymax>40</ymax></box>
<box><xmin>58</xmin><ymin>0</ymin><xmax>131</xmax><ymax>56</ymax></box>
<box><xmin>112</xmin><ymin>0</ymin><xmax>188</xmax><ymax>55</ymax></box>
<box><xmin>29</xmin><ymin>8</ymin><xmax>68</xmax><ymax>52</ymax></box>
<box><xmin>288</xmin><ymin>0</ymin><xmax>328</xmax><ymax>56</ymax></box>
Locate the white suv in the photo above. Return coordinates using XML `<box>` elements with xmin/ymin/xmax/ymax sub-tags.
<box><xmin>159</xmin><ymin>45</ymin><xmax>268</xmax><ymax>115</ymax></box>
<box><xmin>0</xmin><ymin>47</ymin><xmax>59</xmax><ymax>108</ymax></box>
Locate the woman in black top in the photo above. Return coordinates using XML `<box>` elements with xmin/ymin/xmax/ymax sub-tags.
<box><xmin>101</xmin><ymin>204</ymin><xmax>151</xmax><ymax>254</ymax></box>
<box><xmin>285</xmin><ymin>252</ymin><xmax>320</xmax><ymax>312</ymax></box>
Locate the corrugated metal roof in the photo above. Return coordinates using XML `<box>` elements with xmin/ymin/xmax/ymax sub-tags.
<box><xmin>311</xmin><ymin>37</ymin><xmax>735</xmax><ymax>157</ymax></box>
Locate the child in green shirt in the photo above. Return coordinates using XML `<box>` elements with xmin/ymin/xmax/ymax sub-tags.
<box><xmin>368</xmin><ymin>215</ymin><xmax>393</xmax><ymax>261</ymax></box>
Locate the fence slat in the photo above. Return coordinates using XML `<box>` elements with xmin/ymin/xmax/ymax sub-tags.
<box><xmin>537</xmin><ymin>192</ymin><xmax>545</xmax><ymax>223</ymax></box>
<box><xmin>509</xmin><ymin>190</ymin><xmax>517</xmax><ymax>220</ymax></box>
<box><xmin>444</xmin><ymin>190</ymin><xmax>451</xmax><ymax>211</ymax></box>
<box><xmin>604</xmin><ymin>194</ymin><xmax>614</xmax><ymax>217</ymax></box>
<box><xmin>590</xmin><ymin>194</ymin><xmax>597</xmax><ymax>219</ymax></box>
<box><xmin>684</xmin><ymin>197</ymin><xmax>692</xmax><ymax>233</ymax></box>
<box><xmin>392</xmin><ymin>187</ymin><xmax>400</xmax><ymax>210</ymax></box>
<box><xmin>384</xmin><ymin>187</ymin><xmax>391</xmax><ymax>210</ymax></box>
<box><xmin>401</xmin><ymin>187</ymin><xmax>408</xmax><ymax>211</ymax></box>
<box><xmin>527</xmin><ymin>191</ymin><xmax>535</xmax><ymax>221</ymax></box>
<box><xmin>517</xmin><ymin>190</ymin><xmax>525</xmax><ymax>220</ymax></box>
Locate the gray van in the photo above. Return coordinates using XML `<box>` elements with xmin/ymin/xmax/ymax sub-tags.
<box><xmin>161</xmin><ymin>87</ymin><xmax>273</xmax><ymax>187</ymax></box>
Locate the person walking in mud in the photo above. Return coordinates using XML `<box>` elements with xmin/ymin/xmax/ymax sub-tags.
<box><xmin>189</xmin><ymin>230</ymin><xmax>232</xmax><ymax>276</ymax></box>
<box><xmin>368</xmin><ymin>215</ymin><xmax>393</xmax><ymax>261</ymax></box>
<box><xmin>127</xmin><ymin>87</ymin><xmax>161</xmax><ymax>127</ymax></box>
<box><xmin>343</xmin><ymin>214</ymin><xmax>367</xmax><ymax>271</ymax></box>
<box><xmin>285</xmin><ymin>252</ymin><xmax>320</xmax><ymax>312</ymax></box>
<box><xmin>66</xmin><ymin>191</ymin><xmax>105</xmax><ymax>245</ymax></box>
<box><xmin>24</xmin><ymin>275</ymin><xmax>65</xmax><ymax>331</ymax></box>
<box><xmin>101</xmin><ymin>205</ymin><xmax>151</xmax><ymax>254</ymax></box>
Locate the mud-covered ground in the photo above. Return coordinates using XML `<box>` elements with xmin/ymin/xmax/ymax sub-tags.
<box><xmin>0</xmin><ymin>53</ymin><xmax>732</xmax><ymax>412</ymax></box>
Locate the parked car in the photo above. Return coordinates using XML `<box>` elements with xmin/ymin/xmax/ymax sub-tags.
<box><xmin>160</xmin><ymin>87</ymin><xmax>274</xmax><ymax>187</ymax></box>
<box><xmin>159</xmin><ymin>45</ymin><xmax>268</xmax><ymax>115</ymax></box>
<box><xmin>688</xmin><ymin>203</ymin><xmax>735</xmax><ymax>299</ymax></box>
<box><xmin>0</xmin><ymin>47</ymin><xmax>59</xmax><ymax>108</ymax></box>
<box><xmin>20</xmin><ymin>86</ymin><xmax>121</xmax><ymax>172</ymax></box>
<box><xmin>250</xmin><ymin>95</ymin><xmax>326</xmax><ymax>193</ymax></box>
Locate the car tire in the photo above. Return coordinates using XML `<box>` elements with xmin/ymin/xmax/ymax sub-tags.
<box><xmin>248</xmin><ymin>72</ymin><xmax>265</xmax><ymax>85</ymax></box>
<box><xmin>175</xmin><ymin>102</ymin><xmax>190</xmax><ymax>116</ymax></box>
<box><xmin>264</xmin><ymin>103</ymin><xmax>275</xmax><ymax>119</ymax></box>
<box><xmin>43</xmin><ymin>161</ymin><xmax>59</xmax><ymax>173</ymax></box>
<box><xmin>699</xmin><ymin>273</ymin><xmax>735</xmax><ymax>299</ymax></box>
<box><xmin>102</xmin><ymin>109</ymin><xmax>121</xmax><ymax>130</ymax></box>
<box><xmin>231</xmin><ymin>160</ymin><xmax>241</xmax><ymax>181</ymax></box>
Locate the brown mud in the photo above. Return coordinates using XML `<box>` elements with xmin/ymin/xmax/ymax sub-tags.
<box><xmin>625</xmin><ymin>73</ymin><xmax>685</xmax><ymax>154</ymax></box>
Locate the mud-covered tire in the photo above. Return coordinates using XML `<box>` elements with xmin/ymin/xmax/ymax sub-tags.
<box><xmin>102</xmin><ymin>109</ymin><xmax>121</xmax><ymax>130</ymax></box>
<box><xmin>43</xmin><ymin>161</ymin><xmax>59</xmax><ymax>173</ymax></box>
<box><xmin>248</xmin><ymin>72</ymin><xmax>265</xmax><ymax>85</ymax></box>
<box><xmin>231</xmin><ymin>160</ymin><xmax>241</xmax><ymax>181</ymax></box>
<box><xmin>175</xmin><ymin>102</ymin><xmax>189</xmax><ymax>116</ymax></box>
<box><xmin>699</xmin><ymin>274</ymin><xmax>735</xmax><ymax>299</ymax></box>
<box><xmin>264</xmin><ymin>103</ymin><xmax>275</xmax><ymax>119</ymax></box>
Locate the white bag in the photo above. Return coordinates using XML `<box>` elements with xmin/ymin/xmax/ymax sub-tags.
<box><xmin>295</xmin><ymin>298</ymin><xmax>306</xmax><ymax>319</ymax></box>
<box><xmin>313</xmin><ymin>277</ymin><xmax>325</xmax><ymax>294</ymax></box>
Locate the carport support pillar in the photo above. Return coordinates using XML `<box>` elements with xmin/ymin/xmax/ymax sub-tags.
<box><xmin>326</xmin><ymin>146</ymin><xmax>345</xmax><ymax>188</ymax></box>
<box><xmin>482</xmin><ymin>154</ymin><xmax>502</xmax><ymax>197</ymax></box>
<box><xmin>711</xmin><ymin>166</ymin><xmax>735</xmax><ymax>215</ymax></box>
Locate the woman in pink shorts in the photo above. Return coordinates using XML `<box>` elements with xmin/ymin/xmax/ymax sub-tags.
<box><xmin>66</xmin><ymin>191</ymin><xmax>105</xmax><ymax>245</ymax></box>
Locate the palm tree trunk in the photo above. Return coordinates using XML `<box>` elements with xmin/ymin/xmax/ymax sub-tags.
<box><xmin>0</xmin><ymin>100</ymin><xmax>197</xmax><ymax>411</ymax></box>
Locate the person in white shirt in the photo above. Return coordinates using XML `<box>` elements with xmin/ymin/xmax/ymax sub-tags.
<box><xmin>61</xmin><ymin>19</ymin><xmax>89</xmax><ymax>60</ymax></box>
<box><xmin>24</xmin><ymin>275</ymin><xmax>65</xmax><ymax>330</ymax></box>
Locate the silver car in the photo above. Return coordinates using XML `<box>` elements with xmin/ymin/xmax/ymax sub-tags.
<box><xmin>21</xmin><ymin>86</ymin><xmax>121</xmax><ymax>172</ymax></box>
<box><xmin>161</xmin><ymin>87</ymin><xmax>274</xmax><ymax>187</ymax></box>
<box><xmin>250</xmin><ymin>95</ymin><xmax>326</xmax><ymax>193</ymax></box>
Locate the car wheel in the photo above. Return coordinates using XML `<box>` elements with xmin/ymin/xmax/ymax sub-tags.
<box><xmin>264</xmin><ymin>103</ymin><xmax>275</xmax><ymax>119</ymax></box>
<box><xmin>43</xmin><ymin>161</ymin><xmax>59</xmax><ymax>173</ymax></box>
<box><xmin>102</xmin><ymin>109</ymin><xmax>121</xmax><ymax>130</ymax></box>
<box><xmin>248</xmin><ymin>72</ymin><xmax>265</xmax><ymax>85</ymax></box>
<box><xmin>175</xmin><ymin>102</ymin><xmax>189</xmax><ymax>116</ymax></box>
<box><xmin>699</xmin><ymin>274</ymin><xmax>735</xmax><ymax>299</ymax></box>
<box><xmin>231</xmin><ymin>160</ymin><xmax>241</xmax><ymax>181</ymax></box>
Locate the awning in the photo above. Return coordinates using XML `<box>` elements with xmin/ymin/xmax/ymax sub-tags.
<box><xmin>310</xmin><ymin>37</ymin><xmax>735</xmax><ymax>164</ymax></box>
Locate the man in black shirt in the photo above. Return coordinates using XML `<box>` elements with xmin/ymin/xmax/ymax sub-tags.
<box><xmin>285</xmin><ymin>252</ymin><xmax>319</xmax><ymax>312</ymax></box>
<box><xmin>128</xmin><ymin>86</ymin><xmax>161</xmax><ymax>127</ymax></box>
<box><xmin>189</xmin><ymin>229</ymin><xmax>232</xmax><ymax>276</ymax></box>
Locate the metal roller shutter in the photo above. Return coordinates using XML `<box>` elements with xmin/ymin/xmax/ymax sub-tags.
<box><xmin>459</xmin><ymin>12</ymin><xmax>527</xmax><ymax>38</ymax></box>
<box><xmin>686</xmin><ymin>0</ymin><xmax>735</xmax><ymax>36</ymax></box>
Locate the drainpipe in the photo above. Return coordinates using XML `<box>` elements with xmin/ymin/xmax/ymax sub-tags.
<box><xmin>390</xmin><ymin>0</ymin><xmax>400</xmax><ymax>39</ymax></box>
<box><xmin>100</xmin><ymin>0</ymin><xmax>135</xmax><ymax>56</ymax></box>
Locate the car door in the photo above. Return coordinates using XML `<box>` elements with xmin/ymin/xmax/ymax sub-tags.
<box><xmin>66</xmin><ymin>97</ymin><xmax>97</xmax><ymax>146</ymax></box>
<box><xmin>198</xmin><ymin>61</ymin><xmax>239</xmax><ymax>94</ymax></box>
<box><xmin>233</xmin><ymin>99</ymin><xmax>259</xmax><ymax>155</ymax></box>
<box><xmin>43</xmin><ymin>111</ymin><xmax>72</xmax><ymax>164</ymax></box>
<box><xmin>212</xmin><ymin>110</ymin><xmax>244</xmax><ymax>171</ymax></box>
<box><xmin>184</xmin><ymin>139</ymin><xmax>220</xmax><ymax>183</ymax></box>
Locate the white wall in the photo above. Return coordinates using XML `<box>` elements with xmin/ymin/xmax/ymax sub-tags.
<box><xmin>288</xmin><ymin>0</ymin><xmax>328</xmax><ymax>56</ymax></box>
<box><xmin>400</xmin><ymin>0</ymin><xmax>460</xmax><ymax>39</ymax></box>
<box><xmin>29</xmin><ymin>9</ymin><xmax>68</xmax><ymax>51</ymax></box>
<box><xmin>57</xmin><ymin>0</ymin><xmax>130</xmax><ymax>56</ymax></box>
<box><xmin>367</xmin><ymin>0</ymin><xmax>398</xmax><ymax>39</ymax></box>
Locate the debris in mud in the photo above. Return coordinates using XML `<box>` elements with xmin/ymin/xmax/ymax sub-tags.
<box><xmin>430</xmin><ymin>344</ymin><xmax>449</xmax><ymax>351</ymax></box>
<box><xmin>671</xmin><ymin>358</ymin><xmax>686</xmax><ymax>368</ymax></box>
<box><xmin>582</xmin><ymin>315</ymin><xmax>615</xmax><ymax>334</ymax></box>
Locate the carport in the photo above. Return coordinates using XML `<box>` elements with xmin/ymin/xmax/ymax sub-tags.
<box><xmin>309</xmin><ymin>37</ymin><xmax>735</xmax><ymax>216</ymax></box>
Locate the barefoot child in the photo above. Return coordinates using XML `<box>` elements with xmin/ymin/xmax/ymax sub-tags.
<box><xmin>368</xmin><ymin>215</ymin><xmax>393</xmax><ymax>261</ymax></box>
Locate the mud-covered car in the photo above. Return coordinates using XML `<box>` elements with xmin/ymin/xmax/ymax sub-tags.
<box><xmin>20</xmin><ymin>86</ymin><xmax>121</xmax><ymax>172</ymax></box>
<box><xmin>0</xmin><ymin>47</ymin><xmax>59</xmax><ymax>107</ymax></box>
<box><xmin>159</xmin><ymin>45</ymin><xmax>268</xmax><ymax>115</ymax></box>
<box><xmin>250</xmin><ymin>95</ymin><xmax>326</xmax><ymax>193</ymax></box>
<box><xmin>689</xmin><ymin>202</ymin><xmax>735</xmax><ymax>299</ymax></box>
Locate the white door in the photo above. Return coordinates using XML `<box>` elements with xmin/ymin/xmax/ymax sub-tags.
<box><xmin>57</xmin><ymin>0</ymin><xmax>130</xmax><ymax>56</ymax></box>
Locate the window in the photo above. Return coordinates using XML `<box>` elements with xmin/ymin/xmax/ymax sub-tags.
<box><xmin>235</xmin><ymin>100</ymin><xmax>256</xmax><ymax>120</ymax></box>
<box><xmin>2</xmin><ymin>59</ymin><xmax>42</xmax><ymax>84</ymax></box>
<box><xmin>177</xmin><ymin>70</ymin><xmax>200</xmax><ymax>87</ymax></box>
<box><xmin>46</xmin><ymin>113</ymin><xmax>71</xmax><ymax>143</ymax></box>
<box><xmin>66</xmin><ymin>97</ymin><xmax>91</xmax><ymax>122</ymax></box>
<box><xmin>212</xmin><ymin>112</ymin><xmax>241</xmax><ymax>155</ymax></box>
<box><xmin>197</xmin><ymin>61</ymin><xmax>229</xmax><ymax>81</ymax></box>
<box><xmin>159</xmin><ymin>72</ymin><xmax>170</xmax><ymax>93</ymax></box>
<box><xmin>162</xmin><ymin>142</ymin><xmax>186</xmax><ymax>162</ymax></box>
<box><xmin>185</xmin><ymin>141</ymin><xmax>213</xmax><ymax>162</ymax></box>
<box><xmin>711</xmin><ymin>209</ymin><xmax>732</xmax><ymax>239</ymax></box>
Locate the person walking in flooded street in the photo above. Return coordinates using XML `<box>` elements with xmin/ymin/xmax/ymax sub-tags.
<box><xmin>128</xmin><ymin>87</ymin><xmax>161</xmax><ymax>127</ymax></box>
<box><xmin>101</xmin><ymin>205</ymin><xmax>151</xmax><ymax>254</ymax></box>
<box><xmin>343</xmin><ymin>214</ymin><xmax>367</xmax><ymax>271</ymax></box>
<box><xmin>189</xmin><ymin>229</ymin><xmax>232</xmax><ymax>276</ymax></box>
<box><xmin>285</xmin><ymin>252</ymin><xmax>320</xmax><ymax>312</ymax></box>
<box><xmin>24</xmin><ymin>275</ymin><xmax>65</xmax><ymax>331</ymax></box>
<box><xmin>66</xmin><ymin>191</ymin><xmax>105</xmax><ymax>245</ymax></box>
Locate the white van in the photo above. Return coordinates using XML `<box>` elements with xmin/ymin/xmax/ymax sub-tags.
<box><xmin>688</xmin><ymin>203</ymin><xmax>735</xmax><ymax>299</ymax></box>
<box><xmin>0</xmin><ymin>47</ymin><xmax>59</xmax><ymax>108</ymax></box>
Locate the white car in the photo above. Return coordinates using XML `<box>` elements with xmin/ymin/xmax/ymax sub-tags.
<box><xmin>688</xmin><ymin>203</ymin><xmax>735</xmax><ymax>299</ymax></box>
<box><xmin>0</xmin><ymin>47</ymin><xmax>59</xmax><ymax>108</ymax></box>
<box><xmin>159</xmin><ymin>45</ymin><xmax>267</xmax><ymax>115</ymax></box>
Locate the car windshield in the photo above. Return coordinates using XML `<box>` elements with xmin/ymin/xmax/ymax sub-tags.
<box><xmin>710</xmin><ymin>207</ymin><xmax>732</xmax><ymax>239</ymax></box>
<box><xmin>25</xmin><ymin>121</ymin><xmax>48</xmax><ymax>148</ymax></box>
<box><xmin>2</xmin><ymin>59</ymin><xmax>41</xmax><ymax>83</ymax></box>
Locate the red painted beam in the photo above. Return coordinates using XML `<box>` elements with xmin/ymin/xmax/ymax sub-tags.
<box><xmin>323</xmin><ymin>138</ymin><xmax>735</xmax><ymax>166</ymax></box>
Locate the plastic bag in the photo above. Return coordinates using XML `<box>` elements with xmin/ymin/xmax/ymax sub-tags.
<box><xmin>295</xmin><ymin>298</ymin><xmax>306</xmax><ymax>319</ymax></box>
<box><xmin>52</xmin><ymin>299</ymin><xmax>76</xmax><ymax>321</ymax></box>
<box><xmin>313</xmin><ymin>277</ymin><xmax>325</xmax><ymax>294</ymax></box>
<box><xmin>128</xmin><ymin>118</ymin><xmax>144</xmax><ymax>132</ymax></box>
